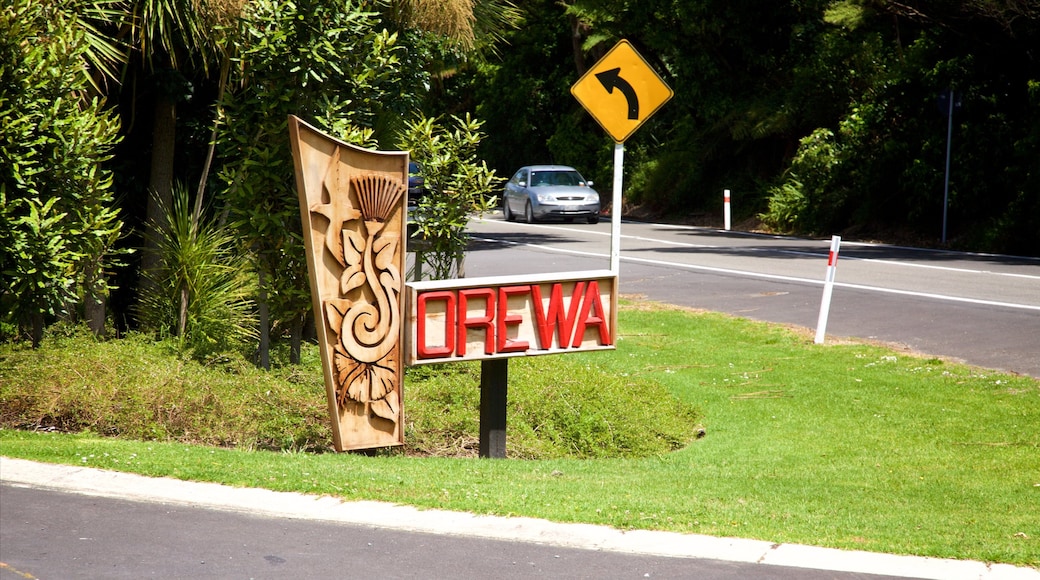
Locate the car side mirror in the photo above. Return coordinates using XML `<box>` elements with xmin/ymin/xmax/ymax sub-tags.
<box><xmin>586</xmin><ymin>181</ymin><xmax>594</xmax><ymax>187</ymax></box>
<box><xmin>518</xmin><ymin>181</ymin><xmax>526</xmax><ymax>187</ymax></box>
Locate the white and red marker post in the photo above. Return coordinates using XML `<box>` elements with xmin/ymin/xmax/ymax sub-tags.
<box><xmin>723</xmin><ymin>189</ymin><xmax>732</xmax><ymax>231</ymax></box>
<box><xmin>814</xmin><ymin>235</ymin><xmax>842</xmax><ymax>344</ymax></box>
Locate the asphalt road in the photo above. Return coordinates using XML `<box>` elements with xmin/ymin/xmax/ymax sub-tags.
<box><xmin>461</xmin><ymin>215</ymin><xmax>1040</xmax><ymax>378</ymax></box>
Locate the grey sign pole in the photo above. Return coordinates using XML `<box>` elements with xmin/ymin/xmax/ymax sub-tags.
<box><xmin>610</xmin><ymin>143</ymin><xmax>624</xmax><ymax>274</ymax></box>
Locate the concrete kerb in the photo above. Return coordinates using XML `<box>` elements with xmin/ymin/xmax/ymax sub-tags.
<box><xmin>2</xmin><ymin>457</ymin><xmax>1037</xmax><ymax>580</ymax></box>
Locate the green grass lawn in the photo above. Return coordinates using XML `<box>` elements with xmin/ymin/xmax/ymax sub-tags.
<box><xmin>2</xmin><ymin>300</ymin><xmax>1038</xmax><ymax>568</ymax></box>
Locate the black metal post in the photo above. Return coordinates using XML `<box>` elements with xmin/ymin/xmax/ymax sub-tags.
<box><xmin>942</xmin><ymin>89</ymin><xmax>954</xmax><ymax>244</ymax></box>
<box><xmin>479</xmin><ymin>359</ymin><xmax>509</xmax><ymax>458</ymax></box>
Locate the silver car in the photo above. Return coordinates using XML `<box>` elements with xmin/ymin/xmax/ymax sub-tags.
<box><xmin>502</xmin><ymin>165</ymin><xmax>601</xmax><ymax>224</ymax></box>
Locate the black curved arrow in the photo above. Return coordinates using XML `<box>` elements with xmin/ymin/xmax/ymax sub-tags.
<box><xmin>595</xmin><ymin>67</ymin><xmax>639</xmax><ymax>120</ymax></box>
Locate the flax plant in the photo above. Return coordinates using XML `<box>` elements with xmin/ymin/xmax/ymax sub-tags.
<box><xmin>136</xmin><ymin>184</ymin><xmax>256</xmax><ymax>358</ymax></box>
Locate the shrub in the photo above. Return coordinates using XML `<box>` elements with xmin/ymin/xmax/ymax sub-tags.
<box><xmin>1</xmin><ymin>327</ymin><xmax>700</xmax><ymax>459</ymax></box>
<box><xmin>404</xmin><ymin>356</ymin><xmax>700</xmax><ymax>459</ymax></box>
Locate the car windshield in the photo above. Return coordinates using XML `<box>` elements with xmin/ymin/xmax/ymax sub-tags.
<box><xmin>529</xmin><ymin>170</ymin><xmax>584</xmax><ymax>187</ymax></box>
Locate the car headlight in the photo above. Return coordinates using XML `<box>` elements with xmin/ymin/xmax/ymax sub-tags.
<box><xmin>536</xmin><ymin>193</ymin><xmax>556</xmax><ymax>203</ymax></box>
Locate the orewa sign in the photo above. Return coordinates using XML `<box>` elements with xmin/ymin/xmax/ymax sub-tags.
<box><xmin>406</xmin><ymin>271</ymin><xmax>616</xmax><ymax>365</ymax></box>
<box><xmin>290</xmin><ymin>117</ymin><xmax>619</xmax><ymax>457</ymax></box>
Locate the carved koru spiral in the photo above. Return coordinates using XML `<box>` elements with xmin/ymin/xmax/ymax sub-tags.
<box><xmin>320</xmin><ymin>172</ymin><xmax>406</xmax><ymax>421</ymax></box>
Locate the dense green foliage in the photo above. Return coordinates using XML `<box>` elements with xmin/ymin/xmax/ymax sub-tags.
<box><xmin>465</xmin><ymin>0</ymin><xmax>1040</xmax><ymax>252</ymax></box>
<box><xmin>0</xmin><ymin>0</ymin><xmax>126</xmax><ymax>344</ymax></box>
<box><xmin>2</xmin><ymin>0</ymin><xmax>1038</xmax><ymax>348</ymax></box>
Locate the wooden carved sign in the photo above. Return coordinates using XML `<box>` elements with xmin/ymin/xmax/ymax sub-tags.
<box><xmin>288</xmin><ymin>115</ymin><xmax>407</xmax><ymax>451</ymax></box>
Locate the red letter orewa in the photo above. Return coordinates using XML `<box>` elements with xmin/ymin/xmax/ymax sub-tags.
<box><xmin>417</xmin><ymin>291</ymin><xmax>456</xmax><ymax>359</ymax></box>
<box><xmin>572</xmin><ymin>280</ymin><xmax>611</xmax><ymax>347</ymax></box>
<box><xmin>497</xmin><ymin>286</ymin><xmax>531</xmax><ymax>353</ymax></box>
<box><xmin>531</xmin><ymin>282</ymin><xmax>585</xmax><ymax>350</ymax></box>
<box><xmin>457</xmin><ymin>287</ymin><xmax>496</xmax><ymax>356</ymax></box>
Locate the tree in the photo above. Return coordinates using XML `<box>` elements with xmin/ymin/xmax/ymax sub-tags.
<box><xmin>398</xmin><ymin>114</ymin><xmax>502</xmax><ymax>279</ymax></box>
<box><xmin>217</xmin><ymin>0</ymin><xmax>411</xmax><ymax>367</ymax></box>
<box><xmin>471</xmin><ymin>0</ymin><xmax>601</xmax><ymax>177</ymax></box>
<box><xmin>391</xmin><ymin>0</ymin><xmax>521</xmax><ymax>53</ymax></box>
<box><xmin>0</xmin><ymin>0</ymin><xmax>126</xmax><ymax>345</ymax></box>
<box><xmin>757</xmin><ymin>0</ymin><xmax>1040</xmax><ymax>250</ymax></box>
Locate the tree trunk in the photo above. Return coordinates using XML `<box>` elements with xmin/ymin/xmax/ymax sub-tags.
<box><xmin>257</xmin><ymin>269</ymin><xmax>270</xmax><ymax>370</ymax></box>
<box><xmin>290</xmin><ymin>311</ymin><xmax>303</xmax><ymax>365</ymax></box>
<box><xmin>143</xmin><ymin>95</ymin><xmax>177</xmax><ymax>287</ymax></box>
<box><xmin>84</xmin><ymin>265</ymin><xmax>107</xmax><ymax>337</ymax></box>
<box><xmin>31</xmin><ymin>313</ymin><xmax>43</xmax><ymax>349</ymax></box>
<box><xmin>193</xmin><ymin>59</ymin><xmax>230</xmax><ymax>227</ymax></box>
<box><xmin>86</xmin><ymin>295</ymin><xmax>106</xmax><ymax>336</ymax></box>
<box><xmin>178</xmin><ymin>284</ymin><xmax>188</xmax><ymax>338</ymax></box>
<box><xmin>570</xmin><ymin>15</ymin><xmax>587</xmax><ymax>75</ymax></box>
<box><xmin>303</xmin><ymin>310</ymin><xmax>316</xmax><ymax>343</ymax></box>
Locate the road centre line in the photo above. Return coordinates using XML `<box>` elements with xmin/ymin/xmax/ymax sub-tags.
<box><xmin>471</xmin><ymin>236</ymin><xmax>1040</xmax><ymax>313</ymax></box>
<box><xmin>474</xmin><ymin>217</ymin><xmax>717</xmax><ymax>248</ymax></box>
<box><xmin>835</xmin><ymin>254</ymin><xmax>1040</xmax><ymax>281</ymax></box>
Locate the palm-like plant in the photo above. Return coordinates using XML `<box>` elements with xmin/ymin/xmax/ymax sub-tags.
<box><xmin>127</xmin><ymin>0</ymin><xmax>241</xmax><ymax>287</ymax></box>
<box><xmin>58</xmin><ymin>0</ymin><xmax>131</xmax><ymax>93</ymax></box>
<box><xmin>392</xmin><ymin>0</ymin><xmax>521</xmax><ymax>53</ymax></box>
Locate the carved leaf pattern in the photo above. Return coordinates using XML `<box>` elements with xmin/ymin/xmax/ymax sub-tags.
<box><xmin>340</xmin><ymin>228</ymin><xmax>366</xmax><ymax>295</ymax></box>
<box><xmin>309</xmin><ymin>147</ymin><xmax>360</xmax><ymax>269</ymax></box>
<box><xmin>373</xmin><ymin>232</ymin><xmax>401</xmax><ymax>286</ymax></box>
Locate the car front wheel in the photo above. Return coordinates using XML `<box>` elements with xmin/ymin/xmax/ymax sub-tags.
<box><xmin>587</xmin><ymin>214</ymin><xmax>600</xmax><ymax>224</ymax></box>
<box><xmin>503</xmin><ymin>200</ymin><xmax>514</xmax><ymax>221</ymax></box>
<box><xmin>524</xmin><ymin>201</ymin><xmax>535</xmax><ymax>223</ymax></box>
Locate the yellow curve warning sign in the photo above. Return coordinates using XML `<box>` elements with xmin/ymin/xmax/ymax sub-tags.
<box><xmin>570</xmin><ymin>40</ymin><xmax>674</xmax><ymax>143</ymax></box>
